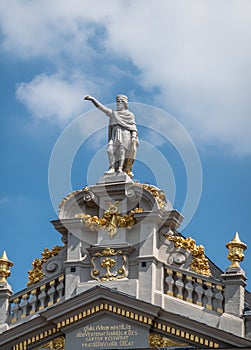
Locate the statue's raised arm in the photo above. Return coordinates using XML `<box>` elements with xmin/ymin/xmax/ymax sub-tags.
<box><xmin>84</xmin><ymin>95</ymin><xmax>112</xmax><ymax>115</ymax></box>
<box><xmin>84</xmin><ymin>94</ymin><xmax>138</xmax><ymax>178</ymax></box>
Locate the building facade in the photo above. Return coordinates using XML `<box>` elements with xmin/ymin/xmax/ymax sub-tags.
<box><xmin>0</xmin><ymin>173</ymin><xmax>251</xmax><ymax>349</ymax></box>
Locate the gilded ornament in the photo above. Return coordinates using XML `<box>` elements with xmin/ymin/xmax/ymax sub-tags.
<box><xmin>27</xmin><ymin>246</ymin><xmax>64</xmax><ymax>286</ymax></box>
<box><xmin>0</xmin><ymin>251</ymin><xmax>13</xmax><ymax>283</ymax></box>
<box><xmin>75</xmin><ymin>202</ymin><xmax>143</xmax><ymax>238</ymax></box>
<box><xmin>91</xmin><ymin>247</ymin><xmax>127</xmax><ymax>281</ymax></box>
<box><xmin>38</xmin><ymin>336</ymin><xmax>65</xmax><ymax>349</ymax></box>
<box><xmin>135</xmin><ymin>183</ymin><xmax>166</xmax><ymax>210</ymax></box>
<box><xmin>226</xmin><ymin>232</ymin><xmax>247</xmax><ymax>268</ymax></box>
<box><xmin>148</xmin><ymin>333</ymin><xmax>186</xmax><ymax>348</ymax></box>
<box><xmin>58</xmin><ymin>187</ymin><xmax>89</xmax><ymax>212</ymax></box>
<box><xmin>165</xmin><ymin>235</ymin><xmax>211</xmax><ymax>276</ymax></box>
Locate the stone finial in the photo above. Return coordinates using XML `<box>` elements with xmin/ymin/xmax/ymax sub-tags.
<box><xmin>0</xmin><ymin>251</ymin><xmax>13</xmax><ymax>283</ymax></box>
<box><xmin>226</xmin><ymin>232</ymin><xmax>247</xmax><ymax>269</ymax></box>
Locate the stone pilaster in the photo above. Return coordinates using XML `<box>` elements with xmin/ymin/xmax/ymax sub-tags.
<box><xmin>222</xmin><ymin>232</ymin><xmax>247</xmax><ymax>318</ymax></box>
<box><xmin>0</xmin><ymin>251</ymin><xmax>13</xmax><ymax>333</ymax></box>
<box><xmin>221</xmin><ymin>268</ymin><xmax>247</xmax><ymax>317</ymax></box>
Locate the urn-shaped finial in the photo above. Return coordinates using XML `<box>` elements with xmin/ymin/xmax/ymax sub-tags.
<box><xmin>226</xmin><ymin>232</ymin><xmax>247</xmax><ymax>269</ymax></box>
<box><xmin>0</xmin><ymin>251</ymin><xmax>13</xmax><ymax>283</ymax></box>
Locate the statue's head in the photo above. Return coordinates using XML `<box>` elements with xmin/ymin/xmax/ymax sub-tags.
<box><xmin>116</xmin><ymin>94</ymin><xmax>128</xmax><ymax>110</ymax></box>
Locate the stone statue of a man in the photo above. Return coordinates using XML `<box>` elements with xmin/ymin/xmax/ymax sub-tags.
<box><xmin>84</xmin><ymin>94</ymin><xmax>138</xmax><ymax>178</ymax></box>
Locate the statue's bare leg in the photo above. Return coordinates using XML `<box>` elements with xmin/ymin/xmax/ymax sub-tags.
<box><xmin>106</xmin><ymin>144</ymin><xmax>116</xmax><ymax>174</ymax></box>
<box><xmin>118</xmin><ymin>146</ymin><xmax>126</xmax><ymax>173</ymax></box>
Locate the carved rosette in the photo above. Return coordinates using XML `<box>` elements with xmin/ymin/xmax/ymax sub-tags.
<box><xmin>91</xmin><ymin>247</ymin><xmax>128</xmax><ymax>281</ymax></box>
<box><xmin>27</xmin><ymin>246</ymin><xmax>64</xmax><ymax>286</ymax></box>
<box><xmin>165</xmin><ymin>235</ymin><xmax>211</xmax><ymax>276</ymax></box>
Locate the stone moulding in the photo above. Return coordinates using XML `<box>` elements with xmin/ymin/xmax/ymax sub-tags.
<box><xmin>165</xmin><ymin>235</ymin><xmax>212</xmax><ymax>276</ymax></box>
<box><xmin>27</xmin><ymin>246</ymin><xmax>64</xmax><ymax>286</ymax></box>
<box><xmin>58</xmin><ymin>187</ymin><xmax>89</xmax><ymax>212</ymax></box>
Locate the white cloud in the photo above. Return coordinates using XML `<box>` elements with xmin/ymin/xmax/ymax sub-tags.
<box><xmin>1</xmin><ymin>0</ymin><xmax>251</xmax><ymax>154</ymax></box>
<box><xmin>16</xmin><ymin>73</ymin><xmax>97</xmax><ymax>125</ymax></box>
<box><xmin>103</xmin><ymin>1</ymin><xmax>251</xmax><ymax>155</ymax></box>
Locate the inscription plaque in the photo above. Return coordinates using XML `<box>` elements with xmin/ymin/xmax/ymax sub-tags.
<box><xmin>65</xmin><ymin>316</ymin><xmax>149</xmax><ymax>349</ymax></box>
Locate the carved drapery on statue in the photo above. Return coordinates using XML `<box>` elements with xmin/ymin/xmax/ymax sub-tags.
<box><xmin>84</xmin><ymin>94</ymin><xmax>138</xmax><ymax>177</ymax></box>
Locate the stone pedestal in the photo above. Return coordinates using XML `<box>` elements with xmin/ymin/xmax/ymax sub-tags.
<box><xmin>0</xmin><ymin>281</ymin><xmax>12</xmax><ymax>332</ymax></box>
<box><xmin>222</xmin><ymin>267</ymin><xmax>247</xmax><ymax>318</ymax></box>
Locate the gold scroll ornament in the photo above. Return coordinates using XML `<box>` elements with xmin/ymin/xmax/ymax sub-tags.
<box><xmin>91</xmin><ymin>247</ymin><xmax>127</xmax><ymax>281</ymax></box>
<box><xmin>148</xmin><ymin>333</ymin><xmax>187</xmax><ymax>348</ymax></box>
<box><xmin>165</xmin><ymin>235</ymin><xmax>211</xmax><ymax>276</ymax></box>
<box><xmin>38</xmin><ymin>337</ymin><xmax>65</xmax><ymax>349</ymax></box>
<box><xmin>134</xmin><ymin>183</ymin><xmax>166</xmax><ymax>210</ymax></box>
<box><xmin>75</xmin><ymin>202</ymin><xmax>143</xmax><ymax>238</ymax></box>
<box><xmin>27</xmin><ymin>246</ymin><xmax>64</xmax><ymax>286</ymax></box>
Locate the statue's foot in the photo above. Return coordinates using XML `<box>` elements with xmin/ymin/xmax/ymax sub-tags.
<box><xmin>105</xmin><ymin>167</ymin><xmax>115</xmax><ymax>174</ymax></box>
<box><xmin>117</xmin><ymin>167</ymin><xmax>123</xmax><ymax>173</ymax></box>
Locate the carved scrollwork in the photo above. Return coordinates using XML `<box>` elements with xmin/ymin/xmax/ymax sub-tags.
<box><xmin>27</xmin><ymin>246</ymin><xmax>64</xmax><ymax>286</ymax></box>
<box><xmin>165</xmin><ymin>235</ymin><xmax>211</xmax><ymax>276</ymax></box>
<box><xmin>43</xmin><ymin>256</ymin><xmax>64</xmax><ymax>277</ymax></box>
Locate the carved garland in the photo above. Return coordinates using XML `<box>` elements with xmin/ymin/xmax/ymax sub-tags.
<box><xmin>165</xmin><ymin>235</ymin><xmax>212</xmax><ymax>276</ymax></box>
<box><xmin>75</xmin><ymin>202</ymin><xmax>143</xmax><ymax>238</ymax></box>
<box><xmin>27</xmin><ymin>246</ymin><xmax>64</xmax><ymax>286</ymax></box>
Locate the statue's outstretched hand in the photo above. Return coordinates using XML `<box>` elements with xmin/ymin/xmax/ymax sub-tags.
<box><xmin>84</xmin><ymin>95</ymin><xmax>93</xmax><ymax>101</ymax></box>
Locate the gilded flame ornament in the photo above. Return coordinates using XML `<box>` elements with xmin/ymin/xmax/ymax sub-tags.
<box><xmin>0</xmin><ymin>251</ymin><xmax>13</xmax><ymax>283</ymax></box>
<box><xmin>226</xmin><ymin>232</ymin><xmax>247</xmax><ymax>269</ymax></box>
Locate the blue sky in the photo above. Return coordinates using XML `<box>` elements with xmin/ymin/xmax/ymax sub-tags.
<box><xmin>1</xmin><ymin>0</ymin><xmax>251</xmax><ymax>292</ymax></box>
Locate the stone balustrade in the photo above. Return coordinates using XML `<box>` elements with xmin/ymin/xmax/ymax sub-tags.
<box><xmin>165</xmin><ymin>267</ymin><xmax>224</xmax><ymax>313</ymax></box>
<box><xmin>8</xmin><ymin>275</ymin><xmax>65</xmax><ymax>324</ymax></box>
